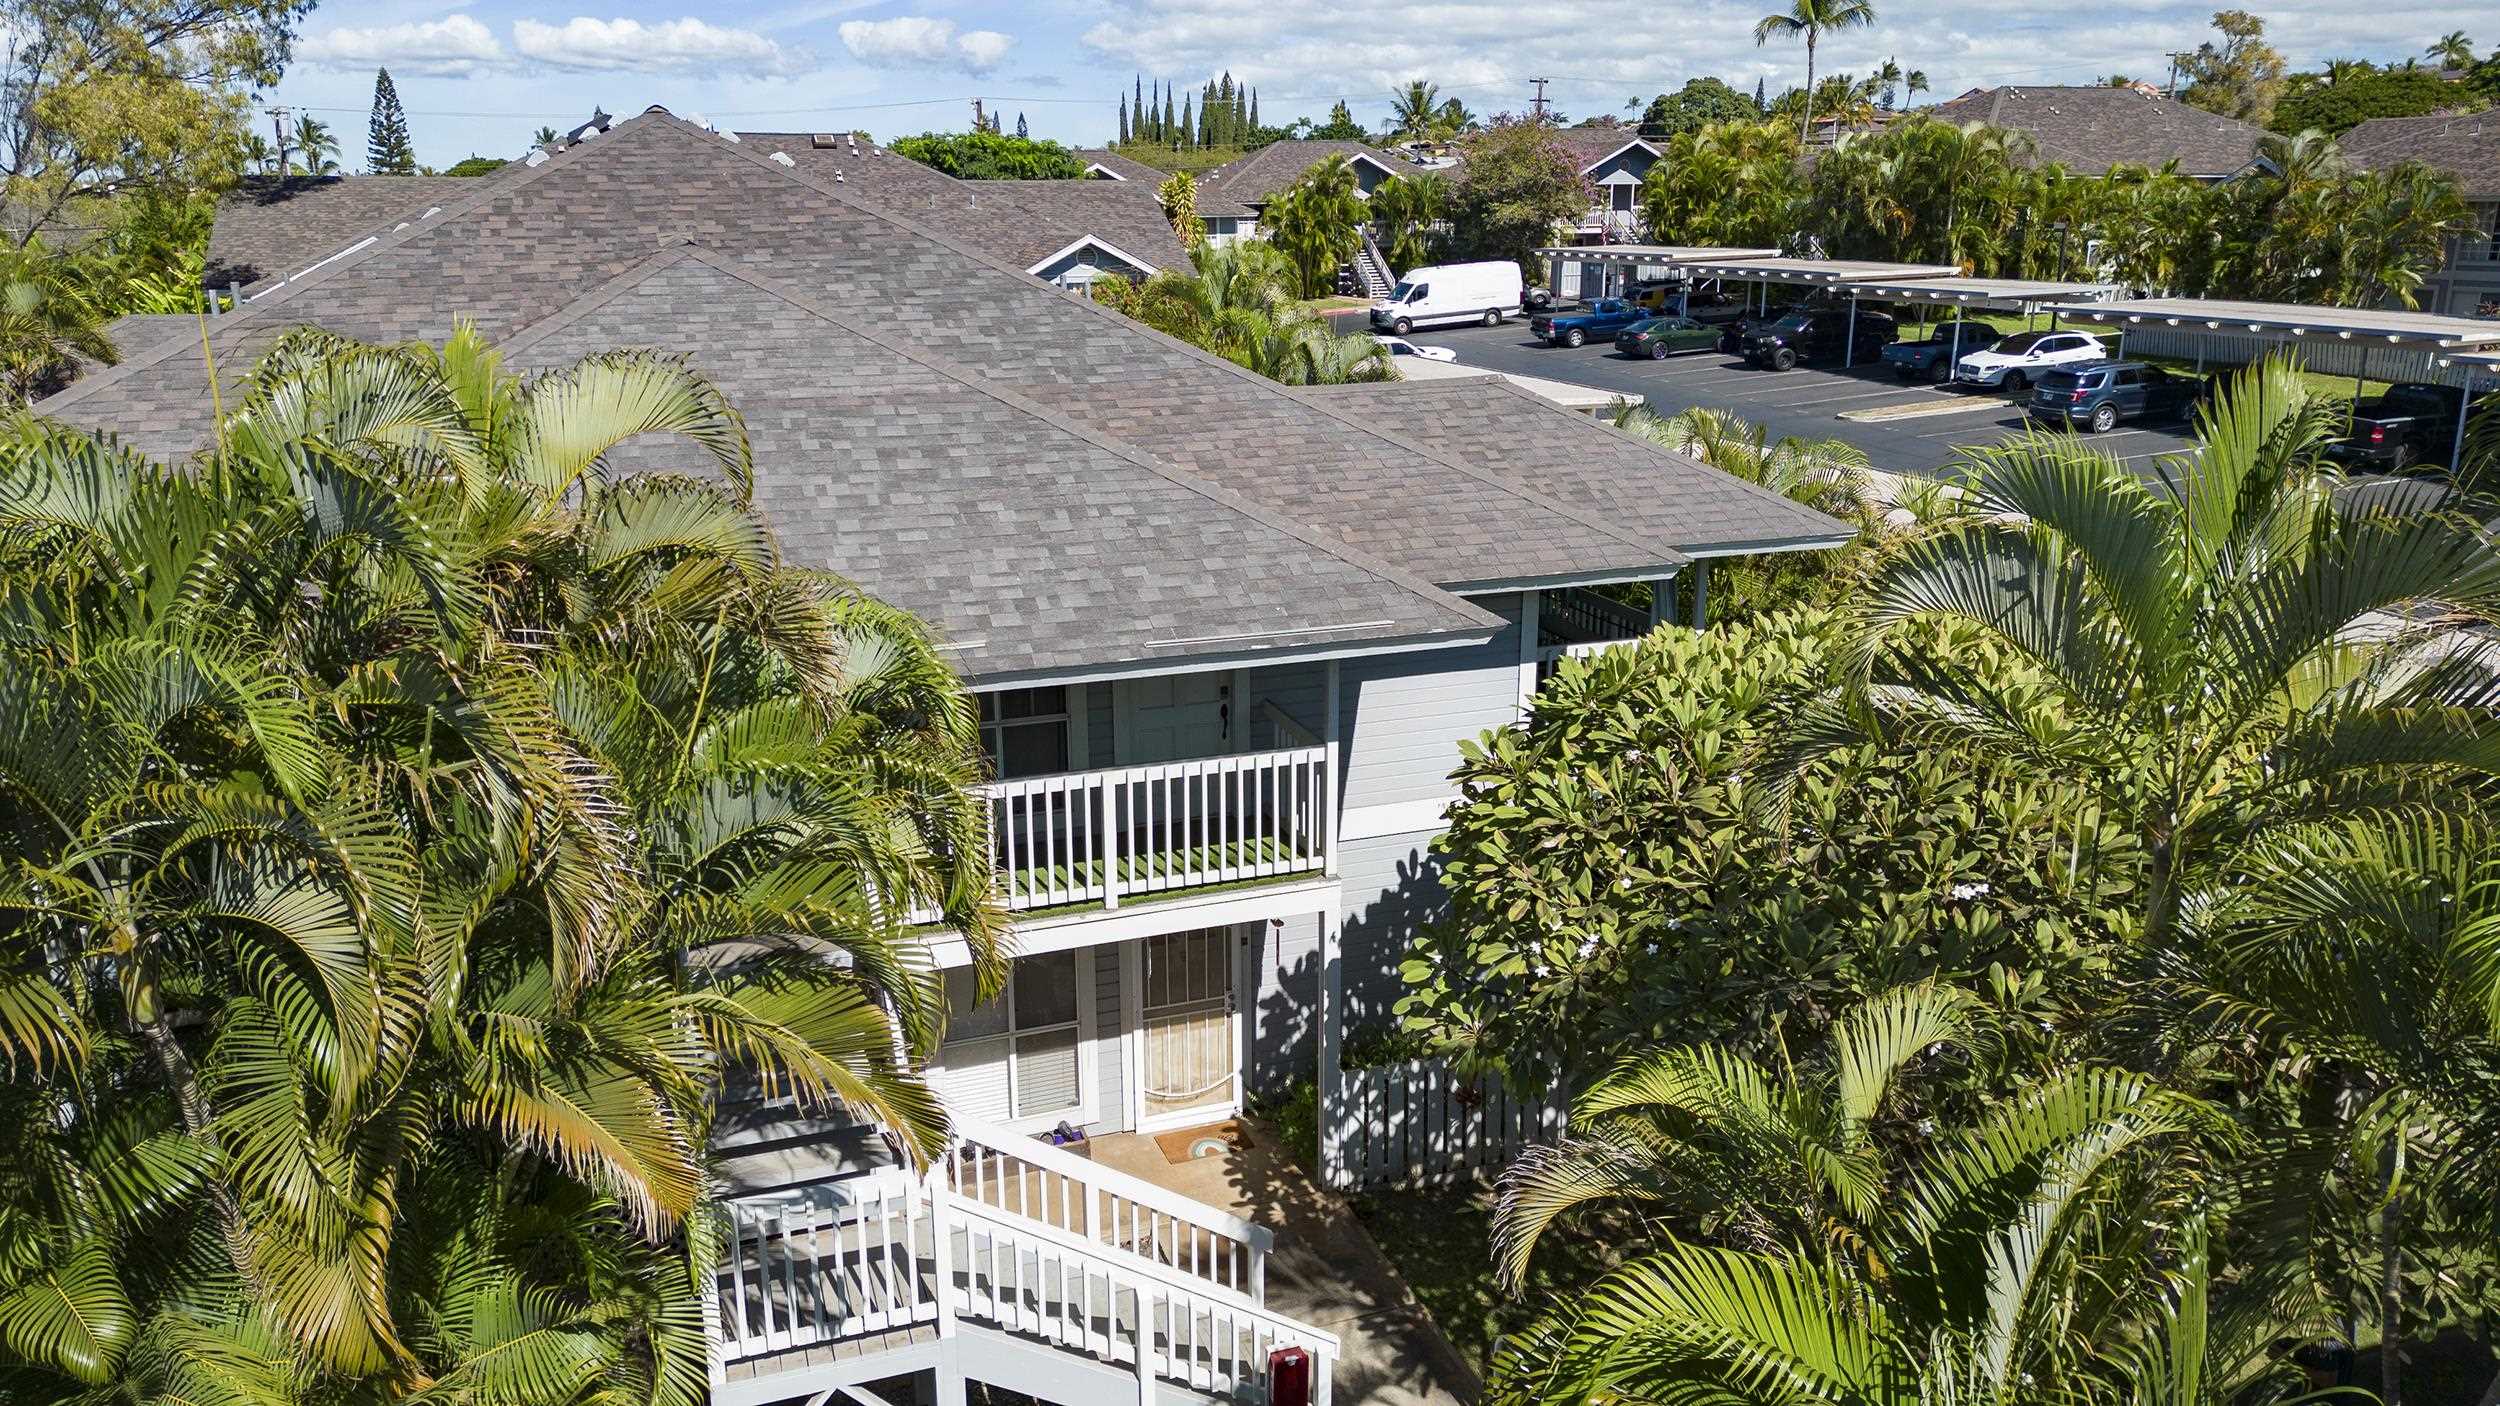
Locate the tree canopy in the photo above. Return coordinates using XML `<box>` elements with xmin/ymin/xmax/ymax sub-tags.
<box><xmin>1638</xmin><ymin>77</ymin><xmax>1759</xmax><ymax>138</ymax></box>
<box><xmin>887</xmin><ymin>129</ymin><xmax>1086</xmax><ymax>180</ymax></box>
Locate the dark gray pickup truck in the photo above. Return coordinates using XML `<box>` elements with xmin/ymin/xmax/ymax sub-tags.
<box><xmin>2327</xmin><ymin>382</ymin><xmax>2467</xmax><ymax>471</ymax></box>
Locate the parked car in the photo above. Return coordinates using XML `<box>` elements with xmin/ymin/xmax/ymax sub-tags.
<box><xmin>1881</xmin><ymin>322</ymin><xmax>2002</xmax><ymax>383</ymax></box>
<box><xmin>1523</xmin><ymin>285</ymin><xmax>1555</xmax><ymax>312</ymax></box>
<box><xmin>1368</xmin><ymin>260</ymin><xmax>1524</xmax><ymax>334</ymax></box>
<box><xmin>1530</xmin><ymin>298</ymin><xmax>1646</xmax><ymax>348</ymax></box>
<box><xmin>1373</xmin><ymin>336</ymin><xmax>1458</xmax><ymax>363</ymax></box>
<box><xmin>1614</xmin><ymin>316</ymin><xmax>1721</xmax><ymax>359</ymax></box>
<box><xmin>1633</xmin><ymin>285</ymin><xmax>1748</xmax><ymax>324</ymax></box>
<box><xmin>2326</xmin><ymin>382</ymin><xmax>2469</xmax><ymax>471</ymax></box>
<box><xmin>2026</xmin><ymin>361</ymin><xmax>2206</xmax><ymax>433</ymax></box>
<box><xmin>1738</xmin><ymin>309</ymin><xmax>1898</xmax><ymax>370</ymax></box>
<box><xmin>1953</xmin><ymin>330</ymin><xmax>2107</xmax><ymax>391</ymax></box>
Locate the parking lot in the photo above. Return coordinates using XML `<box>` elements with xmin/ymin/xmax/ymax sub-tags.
<box><xmin>1378</xmin><ymin>318</ymin><xmax>2205</xmax><ymax>481</ymax></box>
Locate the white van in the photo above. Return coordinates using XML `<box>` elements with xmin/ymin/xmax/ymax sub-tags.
<box><xmin>1368</xmin><ymin>261</ymin><xmax>1524</xmax><ymax>334</ymax></box>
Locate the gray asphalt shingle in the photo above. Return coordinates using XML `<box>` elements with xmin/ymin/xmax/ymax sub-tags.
<box><xmin>1925</xmin><ymin>86</ymin><xmax>2269</xmax><ymax>179</ymax></box>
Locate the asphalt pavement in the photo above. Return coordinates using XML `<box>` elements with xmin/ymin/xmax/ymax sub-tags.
<box><xmin>1343</xmin><ymin>313</ymin><xmax>2203</xmax><ymax>481</ymax></box>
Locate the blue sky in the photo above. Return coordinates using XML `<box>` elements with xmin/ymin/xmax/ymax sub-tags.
<box><xmin>271</xmin><ymin>0</ymin><xmax>2494</xmax><ymax>168</ymax></box>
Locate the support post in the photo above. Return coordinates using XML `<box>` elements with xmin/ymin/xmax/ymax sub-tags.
<box><xmin>1316</xmin><ymin>898</ymin><xmax>1344</xmax><ymax>1189</ymax></box>
<box><xmin>1951</xmin><ymin>319</ymin><xmax>1963</xmax><ymax>383</ymax></box>
<box><xmin>1692</xmin><ymin>562</ymin><xmax>1710</xmax><ymax>630</ymax></box>
<box><xmin>1322</xmin><ymin>659</ymin><xmax>1341</xmax><ymax>879</ymax></box>
<box><xmin>1845</xmin><ymin>290</ymin><xmax>1860</xmax><ymax>369</ymax></box>
<box><xmin>928</xmin><ymin>1170</ymin><xmax>965</xmax><ymax>1406</ymax></box>
<box><xmin>1646</xmin><ymin>575</ymin><xmax>1669</xmax><ymax>631</ymax></box>
<box><xmin>1516</xmin><ymin>589</ymin><xmax>1541</xmax><ymax>710</ymax></box>
<box><xmin>2352</xmin><ymin>347</ymin><xmax>2370</xmax><ymax>436</ymax></box>
<box><xmin>2452</xmin><ymin>373</ymin><xmax>2476</xmax><ymax>473</ymax></box>
<box><xmin>2114</xmin><ymin>327</ymin><xmax>2126</xmax><ymax>362</ymax></box>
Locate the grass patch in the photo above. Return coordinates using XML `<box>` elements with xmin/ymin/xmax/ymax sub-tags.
<box><xmin>1351</xmin><ymin>1181</ymin><xmax>1628</xmax><ymax>1373</ymax></box>
<box><xmin>1299</xmin><ymin>295</ymin><xmax>1375</xmax><ymax>313</ymax></box>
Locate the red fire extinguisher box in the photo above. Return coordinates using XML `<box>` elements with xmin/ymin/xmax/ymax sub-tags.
<box><xmin>1268</xmin><ymin>1345</ymin><xmax>1311</xmax><ymax>1406</ymax></box>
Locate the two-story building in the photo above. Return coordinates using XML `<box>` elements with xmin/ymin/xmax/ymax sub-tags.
<box><xmin>2342</xmin><ymin>113</ymin><xmax>2500</xmax><ymax>320</ymax></box>
<box><xmin>46</xmin><ymin>107</ymin><xmax>1850</xmax><ymax>1406</ymax></box>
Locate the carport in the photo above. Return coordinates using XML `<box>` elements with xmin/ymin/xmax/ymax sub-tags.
<box><xmin>1840</xmin><ymin>276</ymin><xmax>2126</xmax><ymax>380</ymax></box>
<box><xmin>2432</xmin><ymin>349</ymin><xmax>2499</xmax><ymax>471</ymax></box>
<box><xmin>1533</xmin><ymin>244</ymin><xmax>1780</xmax><ymax>304</ymax></box>
<box><xmin>2044</xmin><ymin>298</ymin><xmax>2500</xmax><ymax>468</ymax></box>
<box><xmin>1670</xmin><ymin>256</ymin><xmax>1964</xmax><ymax>367</ymax></box>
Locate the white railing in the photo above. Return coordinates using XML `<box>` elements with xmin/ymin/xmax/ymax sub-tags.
<box><xmin>715</xmin><ymin>1152</ymin><xmax>1335</xmax><ymax>1402</ymax></box>
<box><xmin>1543</xmin><ymin>587</ymin><xmax>1650</xmax><ymax>644</ymax></box>
<box><xmin>930</xmin><ymin>746</ymin><xmax>1331</xmax><ymax>919</ymax></box>
<box><xmin>2441</xmin><ymin>234</ymin><xmax>2500</xmax><ymax>267</ymax></box>
<box><xmin>1327</xmin><ymin>1056</ymin><xmax>1568</xmax><ymax>1190</ymax></box>
<box><xmin>1256</xmin><ymin>700</ymin><xmax>1321</xmax><ymax>750</ymax></box>
<box><xmin>947</xmin><ymin>1113</ymin><xmax>1270</xmax><ymax>1298</ymax></box>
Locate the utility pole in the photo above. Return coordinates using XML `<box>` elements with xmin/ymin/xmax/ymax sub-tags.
<box><xmin>1529</xmin><ymin>78</ymin><xmax>1550</xmax><ymax>121</ymax></box>
<box><xmin>970</xmin><ymin>97</ymin><xmax>987</xmax><ymax>132</ymax></box>
<box><xmin>268</xmin><ymin>105</ymin><xmax>292</xmax><ymax>177</ymax></box>
<box><xmin>2163</xmin><ymin>53</ymin><xmax>2191</xmax><ymax>98</ymax></box>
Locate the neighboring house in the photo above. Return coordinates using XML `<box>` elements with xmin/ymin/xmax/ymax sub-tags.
<box><xmin>1925</xmin><ymin>84</ymin><xmax>2272</xmax><ymax>181</ymax></box>
<box><xmin>36</xmin><ymin>107</ymin><xmax>1848</xmax><ymax>1406</ymax></box>
<box><xmin>1193</xmin><ymin>139</ymin><xmax>1412</xmax><ymax>245</ymax></box>
<box><xmin>742</xmin><ymin>131</ymin><xmax>1190</xmax><ymax>286</ymax></box>
<box><xmin>1551</xmin><ymin>128</ymin><xmax>1665</xmax><ymax>243</ymax></box>
<box><xmin>2340</xmin><ymin>113</ymin><xmax>2500</xmax><ymax>319</ymax></box>
<box><xmin>1072</xmin><ymin>147</ymin><xmax>1171</xmax><ymax>182</ymax></box>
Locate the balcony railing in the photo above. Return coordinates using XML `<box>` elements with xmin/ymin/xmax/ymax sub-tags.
<box><xmin>2443</xmin><ymin>235</ymin><xmax>2500</xmax><ymax>266</ymax></box>
<box><xmin>922</xmin><ymin>746</ymin><xmax>1333</xmax><ymax>921</ymax></box>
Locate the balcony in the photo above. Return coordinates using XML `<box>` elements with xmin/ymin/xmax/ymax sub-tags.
<box><xmin>1535</xmin><ymin>586</ymin><xmax>1652</xmax><ymax>682</ymax></box>
<box><xmin>2444</xmin><ymin>235</ymin><xmax>2500</xmax><ymax>267</ymax></box>
<box><xmin>922</xmin><ymin>746</ymin><xmax>1334</xmax><ymax>922</ymax></box>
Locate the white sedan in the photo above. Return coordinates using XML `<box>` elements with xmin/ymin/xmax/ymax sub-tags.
<box><xmin>1954</xmin><ymin>330</ymin><xmax>2108</xmax><ymax>391</ymax></box>
<box><xmin>1374</xmin><ymin>336</ymin><xmax>1458</xmax><ymax>363</ymax></box>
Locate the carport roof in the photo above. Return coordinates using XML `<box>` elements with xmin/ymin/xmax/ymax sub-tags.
<box><xmin>2043</xmin><ymin>298</ymin><xmax>2500</xmax><ymax>350</ymax></box>
<box><xmin>1840</xmin><ymin>276</ymin><xmax>2124</xmax><ymax>307</ymax></box>
<box><xmin>1532</xmin><ymin>244</ymin><xmax>1782</xmax><ymax>264</ymax></box>
<box><xmin>1671</xmin><ymin>256</ymin><xmax>1963</xmax><ymax>285</ymax></box>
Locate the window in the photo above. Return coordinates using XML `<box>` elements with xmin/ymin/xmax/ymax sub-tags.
<box><xmin>1409</xmin><ymin>283</ymin><xmax>1430</xmax><ymax>301</ymax></box>
<box><xmin>941</xmin><ymin>953</ymin><xmax>1086</xmax><ymax>1122</ymax></box>
<box><xmin>980</xmin><ymin>686</ymin><xmax>1071</xmax><ymax>779</ymax></box>
<box><xmin>2115</xmin><ymin>367</ymin><xmax>2143</xmax><ymax>387</ymax></box>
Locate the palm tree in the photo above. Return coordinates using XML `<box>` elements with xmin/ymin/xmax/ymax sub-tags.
<box><xmin>1387</xmin><ymin>79</ymin><xmax>1445</xmax><ymax>140</ymax></box>
<box><xmin>1487</xmin><ymin>985</ymin><xmax>2274</xmax><ymax>1405</ymax></box>
<box><xmin>2324</xmin><ymin>57</ymin><xmax>2374</xmax><ymax>85</ymax></box>
<box><xmin>1836</xmin><ymin>358</ymin><xmax>2500</xmax><ymax>949</ymax></box>
<box><xmin>1904</xmin><ymin>67</ymin><xmax>1928</xmax><ymax>103</ymax></box>
<box><xmin>0</xmin><ymin>243</ymin><xmax>114</xmax><ymax>402</ymax></box>
<box><xmin>2331</xmin><ymin>158</ymin><xmax>2468</xmax><ymax>307</ymax></box>
<box><xmin>1368</xmin><ymin>171</ymin><xmax>1447</xmax><ymax>274</ymax></box>
<box><xmin>2426</xmin><ymin>31</ymin><xmax>2475</xmax><ymax>69</ymax></box>
<box><xmin>0</xmin><ymin>325</ymin><xmax>1005</xmax><ymax>1400</ymax></box>
<box><xmin>1435</xmin><ymin>96</ymin><xmax>1479</xmax><ymax>135</ymax></box>
<box><xmin>1611</xmin><ymin>404</ymin><xmax>1875</xmax><ymax>620</ymax></box>
<box><xmin>1094</xmin><ymin>241</ymin><xmax>1390</xmax><ymax>385</ymax></box>
<box><xmin>1755</xmin><ymin>0</ymin><xmax>1881</xmax><ymax>149</ymax></box>
<box><xmin>535</xmin><ymin>123</ymin><xmax>563</xmax><ymax>148</ymax></box>
<box><xmin>2170</xmin><ymin>815</ymin><xmax>2500</xmax><ymax>1406</ymax></box>
<box><xmin>290</xmin><ymin>116</ymin><xmax>340</xmax><ymax>175</ymax></box>
<box><xmin>1264</xmin><ymin>155</ymin><xmax>1363</xmax><ymax>297</ymax></box>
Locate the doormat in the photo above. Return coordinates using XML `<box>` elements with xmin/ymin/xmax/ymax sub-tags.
<box><xmin>1153</xmin><ymin>1120</ymin><xmax>1242</xmax><ymax>1165</ymax></box>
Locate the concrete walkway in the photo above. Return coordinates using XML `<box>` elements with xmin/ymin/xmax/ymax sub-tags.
<box><xmin>1093</xmin><ymin>1122</ymin><xmax>1477</xmax><ymax>1406</ymax></box>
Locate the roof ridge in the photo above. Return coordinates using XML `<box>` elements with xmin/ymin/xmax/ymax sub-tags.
<box><xmin>658</xmin><ymin>247</ymin><xmax>1501</xmax><ymax>632</ymax></box>
<box><xmin>37</xmin><ymin>111</ymin><xmax>672</xmax><ymax>415</ymax></box>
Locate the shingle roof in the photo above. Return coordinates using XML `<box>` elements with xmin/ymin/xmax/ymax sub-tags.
<box><xmin>1309</xmin><ymin>378</ymin><xmax>1854</xmax><ymax>558</ymax></box>
<box><xmin>1550</xmin><ymin>128</ymin><xmax>1658</xmax><ymax>170</ymax></box>
<box><xmin>41</xmin><ymin>107</ymin><xmax>1847</xmax><ymax>678</ymax></box>
<box><xmin>734</xmin><ymin>135</ymin><xmax>1185</xmax><ymax>271</ymax></box>
<box><xmin>2340</xmin><ymin>114</ymin><xmax>2500</xmax><ymax>201</ymax></box>
<box><xmin>1195</xmin><ymin>140</ymin><xmax>1412</xmax><ymax>216</ymax></box>
<box><xmin>204</xmin><ymin>174</ymin><xmax>485</xmax><ymax>290</ymax></box>
<box><xmin>1072</xmin><ymin>149</ymin><xmax>1170</xmax><ymax>182</ymax></box>
<box><xmin>1924</xmin><ymin>86</ymin><xmax>2269</xmax><ymax>179</ymax></box>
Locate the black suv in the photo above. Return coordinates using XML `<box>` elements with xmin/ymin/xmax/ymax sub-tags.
<box><xmin>1739</xmin><ymin>309</ymin><xmax>1898</xmax><ymax>370</ymax></box>
<box><xmin>2026</xmin><ymin>361</ymin><xmax>2205</xmax><ymax>434</ymax></box>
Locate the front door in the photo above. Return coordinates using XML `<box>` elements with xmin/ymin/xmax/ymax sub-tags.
<box><xmin>1113</xmin><ymin>672</ymin><xmax>1231</xmax><ymax>764</ymax></box>
<box><xmin>1137</xmin><ymin>929</ymin><xmax>1239</xmax><ymax>1129</ymax></box>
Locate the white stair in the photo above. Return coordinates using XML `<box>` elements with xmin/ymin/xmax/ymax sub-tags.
<box><xmin>1353</xmin><ymin>233</ymin><xmax>1395</xmax><ymax>299</ymax></box>
<box><xmin>710</xmin><ymin>1117</ymin><xmax>1337</xmax><ymax>1406</ymax></box>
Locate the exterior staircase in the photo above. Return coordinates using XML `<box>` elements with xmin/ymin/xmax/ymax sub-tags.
<box><xmin>1352</xmin><ymin>231</ymin><xmax>1396</xmax><ymax>299</ymax></box>
<box><xmin>709</xmin><ymin>1114</ymin><xmax>1338</xmax><ymax>1406</ymax></box>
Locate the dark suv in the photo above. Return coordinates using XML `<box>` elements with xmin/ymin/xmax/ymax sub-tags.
<box><xmin>2026</xmin><ymin>361</ymin><xmax>2205</xmax><ymax>433</ymax></box>
<box><xmin>1738</xmin><ymin>309</ymin><xmax>1898</xmax><ymax>370</ymax></box>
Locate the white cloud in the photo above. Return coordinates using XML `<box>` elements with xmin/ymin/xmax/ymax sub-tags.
<box><xmin>297</xmin><ymin>15</ymin><xmax>507</xmax><ymax>78</ymax></box>
<box><xmin>512</xmin><ymin>17</ymin><xmax>814</xmax><ymax>76</ymax></box>
<box><xmin>838</xmin><ymin>16</ymin><xmax>1016</xmax><ymax>75</ymax></box>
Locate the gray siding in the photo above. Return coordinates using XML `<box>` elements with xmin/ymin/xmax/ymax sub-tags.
<box><xmin>1335</xmin><ymin>593</ymin><xmax>1523</xmax><ymax>810</ymax></box>
<box><xmin>1584</xmin><ymin>147</ymin><xmax>1655</xmax><ymax>184</ymax></box>
<box><xmin>1089</xmin><ymin>945</ymin><xmax>1128</xmax><ymax>1135</ymax></box>
<box><xmin>1337</xmin><ymin>830</ymin><xmax>1452</xmax><ymax>1033</ymax></box>
<box><xmin>1082</xmin><ymin>681</ymin><xmax>1114</xmax><ymax>767</ymax></box>
<box><xmin>1247</xmin><ymin>912</ymin><xmax>1322</xmax><ymax>1095</ymax></box>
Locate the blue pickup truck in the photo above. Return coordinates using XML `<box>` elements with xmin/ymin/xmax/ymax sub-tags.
<box><xmin>1529</xmin><ymin>298</ymin><xmax>1646</xmax><ymax>349</ymax></box>
<box><xmin>1880</xmin><ymin>321</ymin><xmax>2001</xmax><ymax>383</ymax></box>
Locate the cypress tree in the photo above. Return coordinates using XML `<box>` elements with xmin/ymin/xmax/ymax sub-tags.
<box><xmin>1135</xmin><ymin>75</ymin><xmax>1146</xmax><ymax>138</ymax></box>
<box><xmin>1754</xmin><ymin>76</ymin><xmax>1768</xmax><ymax>113</ymax></box>
<box><xmin>1163</xmin><ymin>87</ymin><xmax>1176</xmax><ymax>146</ymax></box>
<box><xmin>366</xmin><ymin>67</ymin><xmax>416</xmax><ymax>174</ymax></box>
<box><xmin>1119</xmin><ymin>94</ymin><xmax>1129</xmax><ymax>144</ymax></box>
<box><xmin>1250</xmin><ymin>89</ymin><xmax>1260</xmax><ymax>133</ymax></box>
<box><xmin>1181</xmin><ymin>94</ymin><xmax>1195</xmax><ymax>150</ymax></box>
<box><xmin>1016</xmin><ymin>112</ymin><xmax>1028</xmax><ymax>139</ymax></box>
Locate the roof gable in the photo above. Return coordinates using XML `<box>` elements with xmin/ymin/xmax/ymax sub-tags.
<box><xmin>1924</xmin><ymin>86</ymin><xmax>2268</xmax><ymax>178</ymax></box>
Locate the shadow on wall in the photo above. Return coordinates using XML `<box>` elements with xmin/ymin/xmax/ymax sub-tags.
<box><xmin>1248</xmin><ymin>844</ymin><xmax>1450</xmax><ymax>1098</ymax></box>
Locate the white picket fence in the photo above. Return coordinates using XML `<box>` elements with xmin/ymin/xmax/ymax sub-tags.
<box><xmin>1329</xmin><ymin>1057</ymin><xmax>1567</xmax><ymax>1189</ymax></box>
